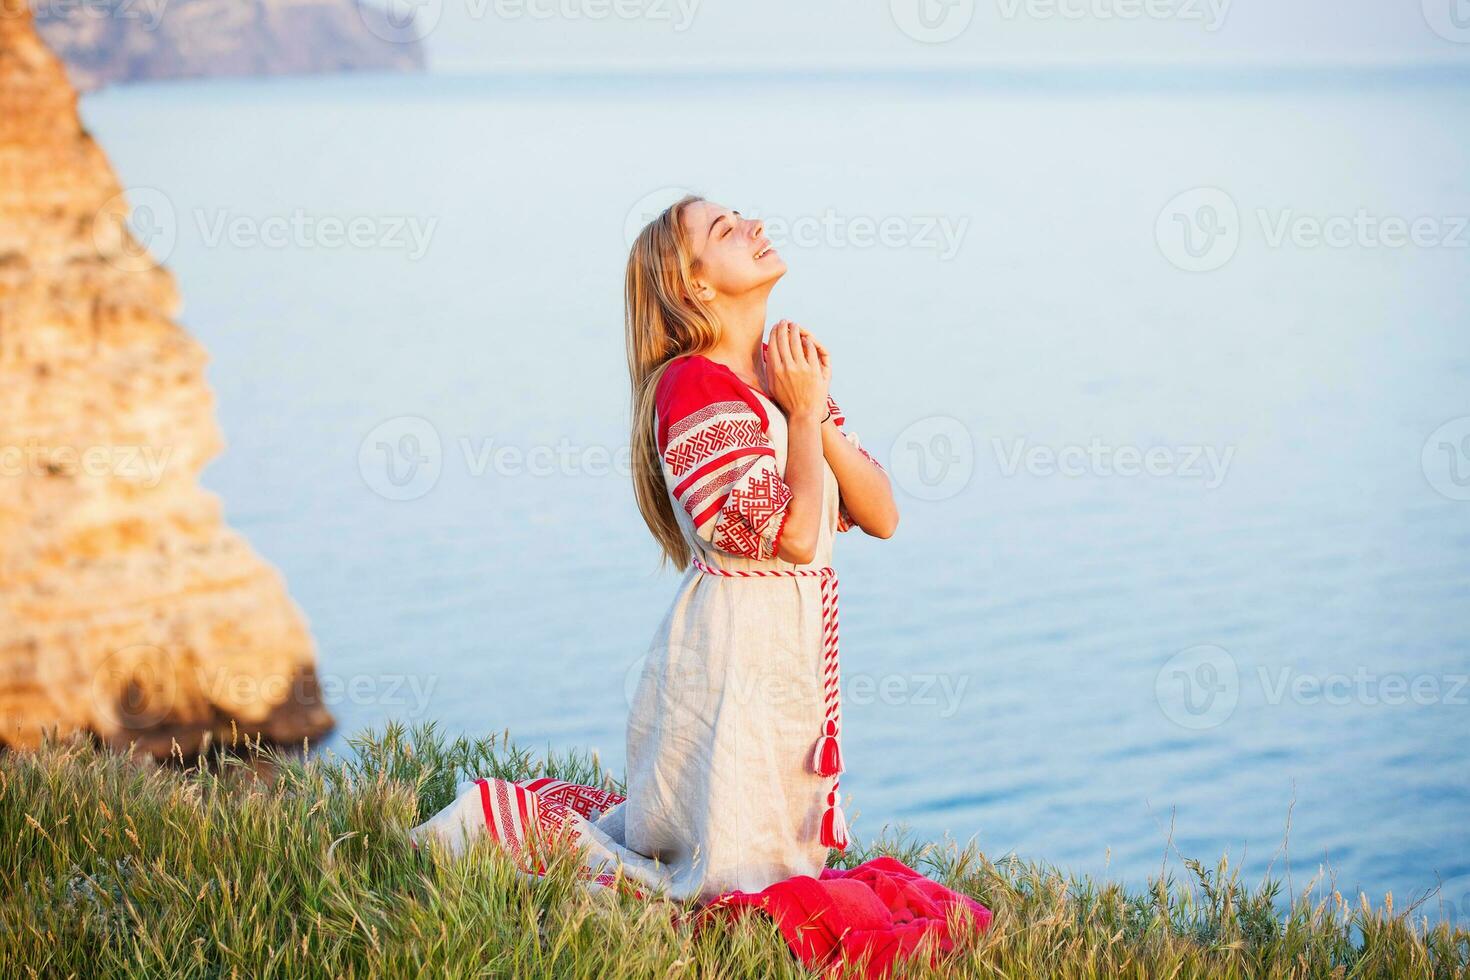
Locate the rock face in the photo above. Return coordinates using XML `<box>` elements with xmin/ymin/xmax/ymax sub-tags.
<box><xmin>0</xmin><ymin>0</ymin><xmax>335</xmax><ymax>755</ymax></box>
<box><xmin>34</xmin><ymin>0</ymin><xmax>424</xmax><ymax>91</ymax></box>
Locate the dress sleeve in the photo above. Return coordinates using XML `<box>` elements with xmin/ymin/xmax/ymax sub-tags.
<box><xmin>825</xmin><ymin>393</ymin><xmax>885</xmax><ymax>533</ymax></box>
<box><xmin>656</xmin><ymin>358</ymin><xmax>793</xmax><ymax>561</ymax></box>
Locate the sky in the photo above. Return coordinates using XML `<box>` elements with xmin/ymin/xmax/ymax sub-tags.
<box><xmin>373</xmin><ymin>0</ymin><xmax>1470</xmax><ymax>74</ymax></box>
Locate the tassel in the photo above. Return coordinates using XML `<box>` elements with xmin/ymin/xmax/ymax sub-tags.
<box><xmin>819</xmin><ymin>790</ymin><xmax>848</xmax><ymax>850</ymax></box>
<box><xmin>810</xmin><ymin>719</ymin><xmax>844</xmax><ymax>777</ymax></box>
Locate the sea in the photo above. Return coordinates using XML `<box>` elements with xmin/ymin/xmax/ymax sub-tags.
<box><xmin>80</xmin><ymin>68</ymin><xmax>1470</xmax><ymax>916</ymax></box>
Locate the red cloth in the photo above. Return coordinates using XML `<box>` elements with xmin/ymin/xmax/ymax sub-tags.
<box><xmin>698</xmin><ymin>856</ymin><xmax>992</xmax><ymax>978</ymax></box>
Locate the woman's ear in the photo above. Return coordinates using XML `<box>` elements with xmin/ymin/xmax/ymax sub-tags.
<box><xmin>686</xmin><ymin>278</ymin><xmax>716</xmax><ymax>305</ymax></box>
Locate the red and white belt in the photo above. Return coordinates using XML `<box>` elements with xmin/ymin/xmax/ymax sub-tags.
<box><xmin>691</xmin><ymin>556</ymin><xmax>849</xmax><ymax>851</ymax></box>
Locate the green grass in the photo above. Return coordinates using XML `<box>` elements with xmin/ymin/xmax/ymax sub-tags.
<box><xmin>1</xmin><ymin>723</ymin><xmax>1465</xmax><ymax>978</ymax></box>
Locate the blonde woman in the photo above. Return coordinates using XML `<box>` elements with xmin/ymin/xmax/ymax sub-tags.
<box><xmin>410</xmin><ymin>195</ymin><xmax>897</xmax><ymax>903</ymax></box>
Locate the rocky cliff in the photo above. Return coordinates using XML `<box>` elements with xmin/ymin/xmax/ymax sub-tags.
<box><xmin>0</xmin><ymin>0</ymin><xmax>335</xmax><ymax>754</ymax></box>
<box><xmin>33</xmin><ymin>0</ymin><xmax>424</xmax><ymax>91</ymax></box>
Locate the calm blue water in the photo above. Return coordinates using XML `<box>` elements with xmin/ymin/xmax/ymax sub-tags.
<box><xmin>81</xmin><ymin>72</ymin><xmax>1470</xmax><ymax>915</ymax></box>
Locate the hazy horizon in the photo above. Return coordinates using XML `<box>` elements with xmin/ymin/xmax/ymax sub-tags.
<box><xmin>357</xmin><ymin>0</ymin><xmax>1470</xmax><ymax>75</ymax></box>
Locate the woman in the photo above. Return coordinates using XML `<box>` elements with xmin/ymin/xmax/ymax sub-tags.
<box><xmin>410</xmin><ymin>195</ymin><xmax>898</xmax><ymax>903</ymax></box>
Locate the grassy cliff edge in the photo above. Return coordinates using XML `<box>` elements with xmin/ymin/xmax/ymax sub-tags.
<box><xmin>1</xmin><ymin>724</ymin><xmax>1466</xmax><ymax>978</ymax></box>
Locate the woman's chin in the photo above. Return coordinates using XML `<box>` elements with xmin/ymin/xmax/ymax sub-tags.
<box><xmin>760</xmin><ymin>256</ymin><xmax>789</xmax><ymax>283</ymax></box>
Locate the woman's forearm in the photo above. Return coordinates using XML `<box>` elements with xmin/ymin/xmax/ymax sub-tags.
<box><xmin>776</xmin><ymin>416</ymin><xmax>825</xmax><ymax>564</ymax></box>
<box><xmin>821</xmin><ymin>420</ymin><xmax>899</xmax><ymax>538</ymax></box>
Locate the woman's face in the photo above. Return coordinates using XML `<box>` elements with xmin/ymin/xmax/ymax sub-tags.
<box><xmin>681</xmin><ymin>200</ymin><xmax>786</xmax><ymax>301</ymax></box>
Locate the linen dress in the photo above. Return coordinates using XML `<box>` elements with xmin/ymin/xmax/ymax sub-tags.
<box><xmin>409</xmin><ymin>351</ymin><xmax>881</xmax><ymax>904</ymax></box>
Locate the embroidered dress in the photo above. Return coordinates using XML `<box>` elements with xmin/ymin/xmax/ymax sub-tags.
<box><xmin>410</xmin><ymin>352</ymin><xmax>882</xmax><ymax>904</ymax></box>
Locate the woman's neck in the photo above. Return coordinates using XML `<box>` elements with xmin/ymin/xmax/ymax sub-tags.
<box><xmin>704</xmin><ymin>293</ymin><xmax>768</xmax><ymax>384</ymax></box>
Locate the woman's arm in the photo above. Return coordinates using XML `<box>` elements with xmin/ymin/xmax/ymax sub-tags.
<box><xmin>799</xmin><ymin>329</ymin><xmax>899</xmax><ymax>539</ymax></box>
<box><xmin>764</xmin><ymin>321</ymin><xmax>828</xmax><ymax>565</ymax></box>
<box><xmin>820</xmin><ymin>419</ymin><xmax>899</xmax><ymax>538</ymax></box>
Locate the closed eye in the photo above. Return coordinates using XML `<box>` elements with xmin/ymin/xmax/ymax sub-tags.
<box><xmin>708</xmin><ymin>210</ymin><xmax>741</xmax><ymax>240</ymax></box>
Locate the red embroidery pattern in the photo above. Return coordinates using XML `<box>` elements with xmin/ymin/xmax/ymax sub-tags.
<box><xmin>682</xmin><ymin>469</ymin><xmax>742</xmax><ymax>521</ymax></box>
<box><xmin>664</xmin><ymin>413</ymin><xmax>768</xmax><ymax>476</ymax></box>
<box><xmin>654</xmin><ymin>356</ymin><xmax>814</xmax><ymax>560</ymax></box>
<box><xmin>713</xmin><ymin>463</ymin><xmax>794</xmax><ymax>559</ymax></box>
<box><xmin>665</xmin><ymin>398</ymin><xmax>755</xmax><ymax>445</ymax></box>
<box><xmin>522</xmin><ymin>778</ymin><xmax>626</xmax><ymax>822</ymax></box>
<box><xmin>473</xmin><ymin>777</ymin><xmax>644</xmax><ymax>897</ymax></box>
<box><xmin>826</xmin><ymin>394</ymin><xmax>846</xmax><ymax>429</ymax></box>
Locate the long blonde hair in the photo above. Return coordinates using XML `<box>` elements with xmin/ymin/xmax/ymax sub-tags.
<box><xmin>625</xmin><ymin>194</ymin><xmax>721</xmax><ymax>569</ymax></box>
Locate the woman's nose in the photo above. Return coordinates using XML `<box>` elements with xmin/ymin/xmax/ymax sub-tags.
<box><xmin>749</xmin><ymin>217</ymin><xmax>765</xmax><ymax>240</ymax></box>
